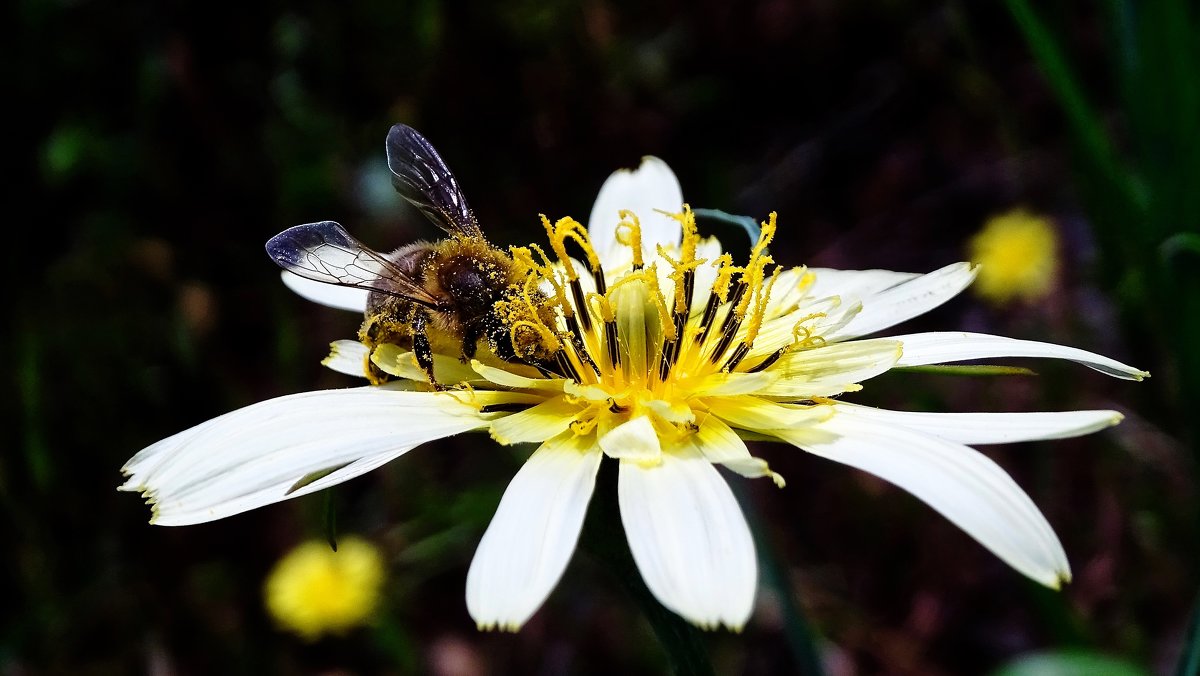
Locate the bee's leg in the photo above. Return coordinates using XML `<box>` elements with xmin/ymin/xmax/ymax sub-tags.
<box><xmin>411</xmin><ymin>312</ymin><xmax>442</xmax><ymax>389</ymax></box>
<box><xmin>358</xmin><ymin>317</ymin><xmax>391</xmax><ymax>385</ymax></box>
<box><xmin>459</xmin><ymin>321</ymin><xmax>484</xmax><ymax>363</ymax></box>
<box><xmin>364</xmin><ymin>354</ymin><xmax>391</xmax><ymax>385</ymax></box>
<box><xmin>481</xmin><ymin>312</ymin><xmax>518</xmax><ymax>362</ymax></box>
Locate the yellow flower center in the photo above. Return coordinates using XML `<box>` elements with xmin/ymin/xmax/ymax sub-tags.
<box><xmin>479</xmin><ymin>206</ymin><xmax>822</xmax><ymax>468</ymax></box>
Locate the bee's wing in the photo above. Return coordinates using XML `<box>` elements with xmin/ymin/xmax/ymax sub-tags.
<box><xmin>266</xmin><ymin>221</ymin><xmax>441</xmax><ymax>309</ymax></box>
<box><xmin>385</xmin><ymin>124</ymin><xmax>485</xmax><ymax>239</ymax></box>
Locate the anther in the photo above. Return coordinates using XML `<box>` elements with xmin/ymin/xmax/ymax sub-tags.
<box><xmin>695</xmin><ymin>292</ymin><xmax>723</xmax><ymax>344</ymax></box>
<box><xmin>480</xmin><ymin>403</ymin><xmax>534</xmax><ymax>414</ymax></box>
<box><xmin>604</xmin><ymin>319</ymin><xmax>621</xmax><ymax>369</ymax></box>
<box><xmin>708</xmin><ymin>317</ymin><xmax>742</xmax><ymax>365</ymax></box>
<box><xmin>746</xmin><ymin>346</ymin><xmax>789</xmax><ymax>373</ymax></box>
<box><xmin>718</xmin><ymin>281</ymin><xmax>749</xmax><ymax>336</ymax></box>
<box><xmin>657</xmin><ymin>310</ymin><xmax>688</xmax><ymax>382</ymax></box>
<box><xmin>721</xmin><ymin>343</ymin><xmax>750</xmax><ymax>372</ymax></box>
<box><xmin>569</xmin><ymin>335</ymin><xmax>601</xmax><ymax>378</ymax></box>
<box><xmin>591</xmin><ymin>265</ymin><xmax>607</xmax><ymax>296</ymax></box>
<box><xmin>555</xmin><ymin>350</ymin><xmax>582</xmax><ymax>383</ymax></box>
<box><xmin>534</xmin><ymin>363</ymin><xmax>561</xmax><ymax>379</ymax></box>
<box><xmin>569</xmin><ymin>277</ymin><xmax>592</xmax><ymax>333</ymax></box>
<box><xmin>682</xmin><ymin>268</ymin><xmax>695</xmax><ymax>317</ymax></box>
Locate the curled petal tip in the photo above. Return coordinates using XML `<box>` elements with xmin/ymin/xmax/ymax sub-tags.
<box><xmin>474</xmin><ymin>620</ymin><xmax>522</xmax><ymax>633</ymax></box>
<box><xmin>1049</xmin><ymin>570</ymin><xmax>1072</xmax><ymax>591</ymax></box>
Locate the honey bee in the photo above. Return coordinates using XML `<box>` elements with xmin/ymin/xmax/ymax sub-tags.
<box><xmin>266</xmin><ymin>124</ymin><xmax>554</xmax><ymax>386</ymax></box>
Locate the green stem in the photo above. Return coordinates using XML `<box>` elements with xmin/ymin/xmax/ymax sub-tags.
<box><xmin>732</xmin><ymin>481</ymin><xmax>826</xmax><ymax>676</ymax></box>
<box><xmin>580</xmin><ymin>459</ymin><xmax>714</xmax><ymax>676</ymax></box>
<box><xmin>1178</xmin><ymin>592</ymin><xmax>1200</xmax><ymax>676</ymax></box>
<box><xmin>693</xmin><ymin>208</ymin><xmax>762</xmax><ymax>245</ymax></box>
<box><xmin>323</xmin><ymin>488</ymin><xmax>339</xmax><ymax>551</ymax></box>
<box><xmin>1005</xmin><ymin>0</ymin><xmax>1142</xmax><ymax>212</ymax></box>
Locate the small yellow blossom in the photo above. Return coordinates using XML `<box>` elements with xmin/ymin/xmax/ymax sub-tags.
<box><xmin>264</xmin><ymin>536</ymin><xmax>385</xmax><ymax>640</ymax></box>
<box><xmin>968</xmin><ymin>209</ymin><xmax>1059</xmax><ymax>304</ymax></box>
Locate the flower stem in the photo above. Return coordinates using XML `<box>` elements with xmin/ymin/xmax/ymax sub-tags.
<box><xmin>732</xmin><ymin>481</ymin><xmax>826</xmax><ymax>676</ymax></box>
<box><xmin>580</xmin><ymin>458</ymin><xmax>715</xmax><ymax>676</ymax></box>
<box><xmin>1177</xmin><ymin>591</ymin><xmax>1200</xmax><ymax>676</ymax></box>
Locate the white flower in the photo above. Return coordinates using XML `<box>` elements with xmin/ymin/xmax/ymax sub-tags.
<box><xmin>121</xmin><ymin>157</ymin><xmax>1147</xmax><ymax>633</ymax></box>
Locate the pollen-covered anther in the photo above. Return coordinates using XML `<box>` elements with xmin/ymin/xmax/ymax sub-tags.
<box><xmin>508</xmin><ymin>319</ymin><xmax>560</xmax><ymax>362</ymax></box>
<box><xmin>665</xmin><ymin>204</ymin><xmax>700</xmax><ymax>262</ymax></box>
<box><xmin>709</xmin><ymin>253</ymin><xmax>742</xmax><ymax>303</ymax></box>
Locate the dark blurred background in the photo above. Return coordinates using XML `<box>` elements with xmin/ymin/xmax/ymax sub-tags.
<box><xmin>7</xmin><ymin>0</ymin><xmax>1199</xmax><ymax>674</ymax></box>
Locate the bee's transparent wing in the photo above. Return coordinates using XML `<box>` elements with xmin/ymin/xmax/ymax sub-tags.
<box><xmin>266</xmin><ymin>221</ymin><xmax>441</xmax><ymax>308</ymax></box>
<box><xmin>385</xmin><ymin>124</ymin><xmax>484</xmax><ymax>239</ymax></box>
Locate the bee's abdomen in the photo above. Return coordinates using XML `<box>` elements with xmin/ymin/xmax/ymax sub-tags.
<box><xmin>360</xmin><ymin>295</ymin><xmax>421</xmax><ymax>347</ymax></box>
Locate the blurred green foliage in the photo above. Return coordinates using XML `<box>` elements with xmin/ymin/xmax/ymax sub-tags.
<box><xmin>5</xmin><ymin>0</ymin><xmax>1197</xmax><ymax>673</ymax></box>
<box><xmin>1006</xmin><ymin>2</ymin><xmax>1200</xmax><ymax>672</ymax></box>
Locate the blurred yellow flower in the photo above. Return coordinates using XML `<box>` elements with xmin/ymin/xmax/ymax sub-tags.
<box><xmin>264</xmin><ymin>536</ymin><xmax>385</xmax><ymax>640</ymax></box>
<box><xmin>968</xmin><ymin>209</ymin><xmax>1059</xmax><ymax>304</ymax></box>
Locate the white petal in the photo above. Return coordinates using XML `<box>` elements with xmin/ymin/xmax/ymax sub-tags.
<box><xmin>893</xmin><ymin>331</ymin><xmax>1149</xmax><ymax>380</ymax></box>
<box><xmin>832</xmin><ymin>402</ymin><xmax>1124</xmax><ymax>444</ymax></box>
<box><xmin>322</xmin><ymin>340</ymin><xmax>370</xmax><ymax>377</ymax></box>
<box><xmin>750</xmin><ymin>294</ymin><xmax>851</xmax><ymax>359</ymax></box>
<box><xmin>120</xmin><ymin>387</ymin><xmax>488</xmax><ymax>525</ymax></box>
<box><xmin>472</xmin><ymin>360</ymin><xmax>567</xmax><ymax>392</ymax></box>
<box><xmin>618</xmin><ymin>447</ymin><xmax>757</xmax><ymax>629</ymax></box>
<box><xmin>587</xmin><ymin>157</ymin><xmax>684</xmax><ymax>270</ymax></box>
<box><xmin>779</xmin><ymin>413</ymin><xmax>1071</xmax><ymax>588</ymax></box>
<box><xmin>148</xmin><ymin>448</ymin><xmax>409</xmax><ymax>527</ymax></box>
<box><xmin>466</xmin><ymin>433</ymin><xmax>602</xmax><ymax>631</ymax></box>
<box><xmin>755</xmin><ymin>338</ymin><xmax>903</xmax><ymax>397</ymax></box>
<box><xmin>372</xmin><ymin>343</ymin><xmax>482</xmax><ymax>385</ymax></box>
<box><xmin>759</xmin><ymin>267</ymin><xmax>815</xmax><ymax>319</ymax></box>
<box><xmin>704</xmin><ymin>397</ymin><xmax>833</xmax><ymax>433</ymax></box>
<box><xmin>693</xmin><ymin>415</ymin><xmax>783</xmax><ymax>486</ymax></box>
<box><xmin>825</xmin><ymin>262</ymin><xmax>977</xmax><ymax>341</ymax></box>
<box><xmin>280</xmin><ymin>270</ymin><xmax>370</xmax><ymax>313</ymax></box>
<box><xmin>804</xmin><ymin>267</ymin><xmax>921</xmax><ymax>302</ymax></box>
<box><xmin>598</xmin><ymin>415</ymin><xmax>662</xmax><ymax>464</ymax></box>
<box><xmin>489</xmin><ymin>395</ymin><xmax>579</xmax><ymax>445</ymax></box>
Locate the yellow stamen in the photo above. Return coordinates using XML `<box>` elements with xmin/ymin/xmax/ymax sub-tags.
<box><xmin>510</xmin><ymin>319</ymin><xmax>561</xmax><ymax>354</ymax></box>
<box><xmin>791</xmin><ymin>313</ymin><xmax>829</xmax><ymax>350</ymax></box>
<box><xmin>748</xmin><ymin>212</ymin><xmax>778</xmax><ymax>265</ymax></box>
<box><xmin>587</xmin><ymin>292</ymin><xmax>615</xmax><ymax>323</ymax></box>
<box><xmin>616</xmin><ymin>210</ymin><xmax>645</xmax><ymax>269</ymax></box>
<box><xmin>710</xmin><ymin>253</ymin><xmax>741</xmax><ymax>302</ymax></box>
<box><xmin>659</xmin><ymin>246</ymin><xmax>707</xmax><ymax>315</ymax></box>
<box><xmin>742</xmin><ymin>266</ymin><xmax>782</xmax><ymax>347</ymax></box>
<box><xmin>733</xmin><ymin>255</ymin><xmax>771</xmax><ymax>319</ymax></box>
<box><xmin>674</xmin><ymin>205</ymin><xmax>699</xmax><ymax>263</ymax></box>
<box><xmin>542</xmin><ymin>215</ymin><xmax>600</xmax><ymax>281</ymax></box>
